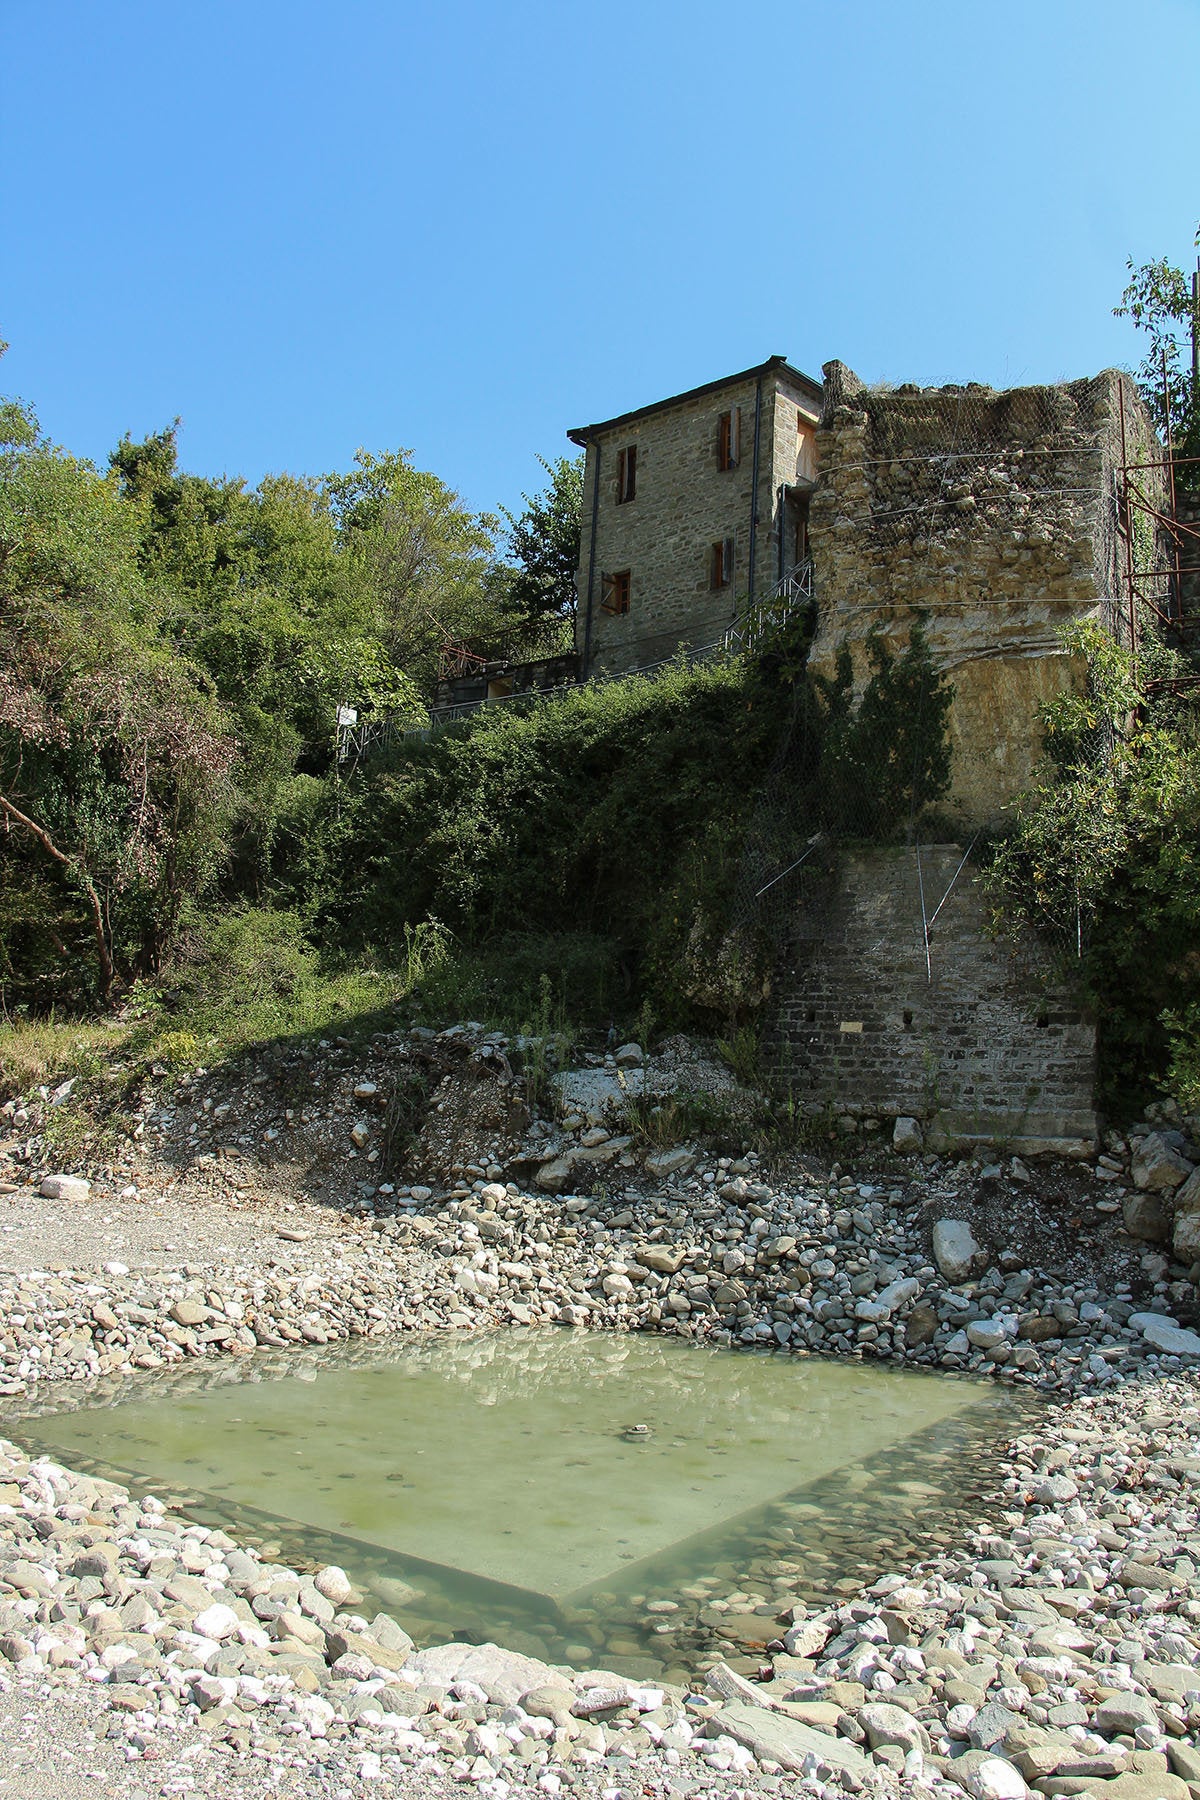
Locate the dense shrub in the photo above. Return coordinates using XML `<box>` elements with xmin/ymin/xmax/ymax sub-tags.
<box><xmin>313</xmin><ymin>627</ymin><xmax>954</xmax><ymax>1032</ymax></box>
<box><xmin>314</xmin><ymin>658</ymin><xmax>776</xmax><ymax>1027</ymax></box>
<box><xmin>988</xmin><ymin>624</ymin><xmax>1200</xmax><ymax>1116</ymax></box>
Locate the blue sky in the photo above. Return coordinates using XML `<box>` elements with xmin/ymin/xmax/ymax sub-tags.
<box><xmin>4</xmin><ymin>0</ymin><xmax>1198</xmax><ymax>523</ymax></box>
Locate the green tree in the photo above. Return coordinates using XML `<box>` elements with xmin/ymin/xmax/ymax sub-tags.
<box><xmin>324</xmin><ymin>448</ymin><xmax>501</xmax><ymax>691</ymax></box>
<box><xmin>988</xmin><ymin>624</ymin><xmax>1200</xmax><ymax>1113</ymax></box>
<box><xmin>1</xmin><ymin>389</ymin><xmax>234</xmax><ymax>1000</ymax></box>
<box><xmin>109</xmin><ymin>427</ymin><xmax>427</xmax><ymax>895</ymax></box>
<box><xmin>498</xmin><ymin>453</ymin><xmax>583</xmax><ymax>646</ymax></box>
<box><xmin>1114</xmin><ymin>225</ymin><xmax>1200</xmax><ymax>462</ymax></box>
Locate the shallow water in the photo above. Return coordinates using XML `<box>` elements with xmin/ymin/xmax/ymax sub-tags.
<box><xmin>12</xmin><ymin>1330</ymin><xmax>1030</xmax><ymax>1676</ymax></box>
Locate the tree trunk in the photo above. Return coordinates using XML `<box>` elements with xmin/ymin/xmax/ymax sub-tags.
<box><xmin>0</xmin><ymin>792</ymin><xmax>117</xmax><ymax>999</ymax></box>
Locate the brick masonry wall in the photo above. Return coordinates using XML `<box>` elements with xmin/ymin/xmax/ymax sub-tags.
<box><xmin>574</xmin><ymin>370</ymin><xmax>819</xmax><ymax>676</ymax></box>
<box><xmin>766</xmin><ymin>845</ymin><xmax>1097</xmax><ymax>1151</ymax></box>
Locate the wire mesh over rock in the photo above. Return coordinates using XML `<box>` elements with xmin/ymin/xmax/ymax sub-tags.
<box><xmin>808</xmin><ymin>363</ymin><xmax>1159</xmax><ymax>824</ymax></box>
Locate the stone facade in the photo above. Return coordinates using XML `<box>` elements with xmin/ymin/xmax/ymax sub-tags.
<box><xmin>568</xmin><ymin>356</ymin><xmax>1160</xmax><ymax>819</ymax></box>
<box><xmin>767</xmin><ymin>845</ymin><xmax>1098</xmax><ymax>1153</ymax></box>
<box><xmin>1178</xmin><ymin>493</ymin><xmax>1200</xmax><ymax>633</ymax></box>
<box><xmin>807</xmin><ymin>362</ymin><xmax>1156</xmax><ymax>824</ymax></box>
<box><xmin>564</xmin><ymin>356</ymin><xmax>1167</xmax><ymax>1145</ymax></box>
<box><xmin>568</xmin><ymin>357</ymin><xmax>821</xmax><ymax>677</ymax></box>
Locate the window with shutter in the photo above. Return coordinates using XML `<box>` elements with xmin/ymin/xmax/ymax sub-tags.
<box><xmin>616</xmin><ymin>445</ymin><xmax>637</xmax><ymax>503</ymax></box>
<box><xmin>710</xmin><ymin>538</ymin><xmax>734</xmax><ymax>588</ymax></box>
<box><xmin>601</xmin><ymin>569</ymin><xmax>631</xmax><ymax>615</ymax></box>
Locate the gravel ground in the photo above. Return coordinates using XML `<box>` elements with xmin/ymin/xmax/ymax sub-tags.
<box><xmin>7</xmin><ymin>1360</ymin><xmax>1200</xmax><ymax>1800</ymax></box>
<box><xmin>6</xmin><ymin>1032</ymin><xmax>1200</xmax><ymax>1798</ymax></box>
<box><xmin>0</xmin><ymin>1185</ymin><xmax>355</xmax><ymax>1279</ymax></box>
<box><xmin>0</xmin><ymin>1677</ymin><xmax>711</xmax><ymax>1800</ymax></box>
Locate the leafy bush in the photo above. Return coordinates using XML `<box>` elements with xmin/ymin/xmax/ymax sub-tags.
<box><xmin>1164</xmin><ymin>1006</ymin><xmax>1200</xmax><ymax>1118</ymax></box>
<box><xmin>412</xmin><ymin>930</ymin><xmax>621</xmax><ymax>1032</ymax></box>
<box><xmin>320</xmin><ymin>624</ymin><xmax>953</xmax><ymax>1033</ymax></box>
<box><xmin>319</xmin><ymin>657</ymin><xmax>777</xmax><ymax>1026</ymax></box>
<box><xmin>172</xmin><ymin>908</ymin><xmax>319</xmax><ymax>1026</ymax></box>
<box><xmin>988</xmin><ymin>624</ymin><xmax>1200</xmax><ymax>1115</ymax></box>
<box><xmin>162</xmin><ymin>907</ymin><xmax>400</xmax><ymax>1053</ymax></box>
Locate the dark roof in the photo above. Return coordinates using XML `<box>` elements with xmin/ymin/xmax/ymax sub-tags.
<box><xmin>566</xmin><ymin>355</ymin><xmax>823</xmax><ymax>446</ymax></box>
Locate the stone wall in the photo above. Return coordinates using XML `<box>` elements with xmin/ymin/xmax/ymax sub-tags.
<box><xmin>767</xmin><ymin>845</ymin><xmax>1097</xmax><ymax>1154</ymax></box>
<box><xmin>806</xmin><ymin>364</ymin><xmax>1155</xmax><ymax>825</ymax></box>
<box><xmin>573</xmin><ymin>366</ymin><xmax>819</xmax><ymax>678</ymax></box>
<box><xmin>1178</xmin><ymin>494</ymin><xmax>1200</xmax><ymax>629</ymax></box>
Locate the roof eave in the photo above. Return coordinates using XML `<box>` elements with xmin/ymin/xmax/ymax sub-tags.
<box><xmin>567</xmin><ymin>355</ymin><xmax>823</xmax><ymax>445</ymax></box>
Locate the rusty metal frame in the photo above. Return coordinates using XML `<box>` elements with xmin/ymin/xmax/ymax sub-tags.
<box><xmin>1116</xmin><ymin>373</ymin><xmax>1200</xmax><ymax>692</ymax></box>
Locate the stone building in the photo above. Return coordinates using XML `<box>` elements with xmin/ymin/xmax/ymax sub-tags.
<box><xmin>568</xmin><ymin>356</ymin><xmax>823</xmax><ymax>677</ymax></box>
<box><xmin>570</xmin><ymin>353</ymin><xmax>1155</xmax><ymax>821</ymax></box>
<box><xmin>565</xmin><ymin>354</ymin><xmax>1165</xmax><ymax>1148</ymax></box>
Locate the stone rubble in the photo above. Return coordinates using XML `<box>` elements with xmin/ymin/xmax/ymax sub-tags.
<box><xmin>5</xmin><ymin>1036</ymin><xmax>1200</xmax><ymax>1796</ymax></box>
<box><xmin>0</xmin><ymin>1122</ymin><xmax>1194</xmax><ymax>1396</ymax></box>
<box><xmin>6</xmin><ymin>1358</ymin><xmax>1200</xmax><ymax>1800</ymax></box>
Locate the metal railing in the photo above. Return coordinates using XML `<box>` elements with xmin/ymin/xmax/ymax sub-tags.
<box><xmin>775</xmin><ymin>559</ymin><xmax>814</xmax><ymax>603</ymax></box>
<box><xmin>723</xmin><ymin>562</ymin><xmax>815</xmax><ymax>657</ymax></box>
<box><xmin>360</xmin><ymin>569</ymin><xmax>820</xmax><ymax>746</ymax></box>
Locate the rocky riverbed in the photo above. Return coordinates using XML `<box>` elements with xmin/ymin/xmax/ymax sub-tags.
<box><xmin>4</xmin><ymin>1029</ymin><xmax>1200</xmax><ymax>1798</ymax></box>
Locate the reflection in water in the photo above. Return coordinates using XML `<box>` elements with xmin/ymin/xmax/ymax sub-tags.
<box><xmin>12</xmin><ymin>1329</ymin><xmax>1030</xmax><ymax>1678</ymax></box>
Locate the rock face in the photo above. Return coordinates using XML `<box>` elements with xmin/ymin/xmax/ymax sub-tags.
<box><xmin>644</xmin><ymin>1148</ymin><xmax>696</xmax><ymax>1179</ymax></box>
<box><xmin>807</xmin><ymin>364</ymin><xmax>1156</xmax><ymax>824</ymax></box>
<box><xmin>858</xmin><ymin>1701</ymin><xmax>929</xmax><ymax>1754</ymax></box>
<box><xmin>635</xmin><ymin>1244</ymin><xmax>687</xmax><ymax>1276</ymax></box>
<box><xmin>534</xmin><ymin>1158</ymin><xmax>573</xmax><ymax>1193</ymax></box>
<box><xmin>313</xmin><ymin>1564</ymin><xmax>353</xmax><ymax>1605</ymax></box>
<box><xmin>904</xmin><ymin>1303</ymin><xmax>939</xmax><ymax>1347</ymax></box>
<box><xmin>709</xmin><ymin>1700</ymin><xmax>871</xmax><ymax>1776</ymax></box>
<box><xmin>1175</xmin><ymin>1164</ymin><xmax>1200</xmax><ymax>1211</ymax></box>
<box><xmin>1175</xmin><ymin>1210</ymin><xmax>1200</xmax><ymax>1263</ymax></box>
<box><xmin>1092</xmin><ymin>1694</ymin><xmax>1162</xmax><ymax>1737</ymax></box>
<box><xmin>404</xmin><ymin>1641</ymin><xmax>565</xmax><ymax>1706</ymax></box>
<box><xmin>932</xmin><ymin>1218</ymin><xmax>982</xmax><ymax>1282</ymax></box>
<box><xmin>1173</xmin><ymin>1165</ymin><xmax>1200</xmax><ymax>1262</ymax></box>
<box><xmin>1122</xmin><ymin>1189</ymin><xmax>1172</xmax><ymax>1242</ymax></box>
<box><xmin>893</xmin><ymin>1116</ymin><xmax>923</xmax><ymax>1152</ymax></box>
<box><xmin>1128</xmin><ymin>1312</ymin><xmax>1200</xmax><ymax>1357</ymax></box>
<box><xmin>1131</xmin><ymin>1132</ymin><xmax>1194</xmax><ymax>1191</ymax></box>
<box><xmin>965</xmin><ymin>1757</ymin><xmax>1029</xmax><ymax>1800</ymax></box>
<box><xmin>169</xmin><ymin>1299</ymin><xmax>207</xmax><ymax>1328</ymax></box>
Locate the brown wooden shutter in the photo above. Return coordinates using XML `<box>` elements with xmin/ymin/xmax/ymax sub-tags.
<box><xmin>711</xmin><ymin>539</ymin><xmax>734</xmax><ymax>588</ymax></box>
<box><xmin>601</xmin><ymin>570</ymin><xmax>631</xmax><ymax>614</ymax></box>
